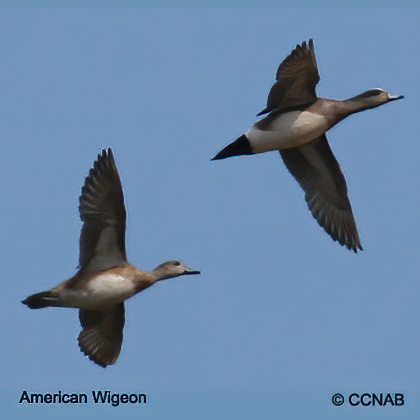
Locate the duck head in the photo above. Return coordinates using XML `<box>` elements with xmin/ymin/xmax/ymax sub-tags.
<box><xmin>152</xmin><ymin>260</ymin><xmax>200</xmax><ymax>281</ymax></box>
<box><xmin>350</xmin><ymin>88</ymin><xmax>404</xmax><ymax>109</ymax></box>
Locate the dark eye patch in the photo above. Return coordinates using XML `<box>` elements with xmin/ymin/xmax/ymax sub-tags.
<box><xmin>358</xmin><ymin>89</ymin><xmax>382</xmax><ymax>98</ymax></box>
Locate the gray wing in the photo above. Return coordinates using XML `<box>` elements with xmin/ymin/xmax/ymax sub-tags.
<box><xmin>279</xmin><ymin>135</ymin><xmax>362</xmax><ymax>252</ymax></box>
<box><xmin>78</xmin><ymin>148</ymin><xmax>127</xmax><ymax>272</ymax></box>
<box><xmin>78</xmin><ymin>303</ymin><xmax>125</xmax><ymax>368</ymax></box>
<box><xmin>258</xmin><ymin>39</ymin><xmax>319</xmax><ymax>116</ymax></box>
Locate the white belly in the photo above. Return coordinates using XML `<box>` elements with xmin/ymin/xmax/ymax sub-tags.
<box><xmin>247</xmin><ymin>111</ymin><xmax>329</xmax><ymax>153</ymax></box>
<box><xmin>60</xmin><ymin>273</ymin><xmax>136</xmax><ymax>309</ymax></box>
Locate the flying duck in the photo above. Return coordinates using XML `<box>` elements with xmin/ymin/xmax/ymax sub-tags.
<box><xmin>211</xmin><ymin>39</ymin><xmax>403</xmax><ymax>252</ymax></box>
<box><xmin>22</xmin><ymin>148</ymin><xmax>200</xmax><ymax>367</ymax></box>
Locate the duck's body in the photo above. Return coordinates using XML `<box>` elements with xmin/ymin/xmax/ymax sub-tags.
<box><xmin>26</xmin><ymin>265</ymin><xmax>153</xmax><ymax>311</ymax></box>
<box><xmin>247</xmin><ymin>109</ymin><xmax>330</xmax><ymax>152</ymax></box>
<box><xmin>212</xmin><ymin>39</ymin><xmax>403</xmax><ymax>252</ymax></box>
<box><xmin>22</xmin><ymin>149</ymin><xmax>200</xmax><ymax>367</ymax></box>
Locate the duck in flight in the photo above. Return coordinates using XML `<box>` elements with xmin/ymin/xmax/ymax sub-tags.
<box><xmin>211</xmin><ymin>39</ymin><xmax>403</xmax><ymax>252</ymax></box>
<box><xmin>22</xmin><ymin>148</ymin><xmax>200</xmax><ymax>367</ymax></box>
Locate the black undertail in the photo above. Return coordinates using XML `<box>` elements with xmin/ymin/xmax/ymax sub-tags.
<box><xmin>22</xmin><ymin>291</ymin><xmax>56</xmax><ymax>309</ymax></box>
<box><xmin>211</xmin><ymin>135</ymin><xmax>253</xmax><ymax>160</ymax></box>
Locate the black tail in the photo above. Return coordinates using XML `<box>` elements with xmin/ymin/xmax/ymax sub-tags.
<box><xmin>211</xmin><ymin>135</ymin><xmax>253</xmax><ymax>161</ymax></box>
<box><xmin>22</xmin><ymin>291</ymin><xmax>55</xmax><ymax>309</ymax></box>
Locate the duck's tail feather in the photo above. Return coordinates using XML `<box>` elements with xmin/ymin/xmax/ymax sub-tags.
<box><xmin>22</xmin><ymin>291</ymin><xmax>57</xmax><ymax>309</ymax></box>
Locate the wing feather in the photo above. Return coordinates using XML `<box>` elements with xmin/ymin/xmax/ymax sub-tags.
<box><xmin>78</xmin><ymin>148</ymin><xmax>127</xmax><ymax>272</ymax></box>
<box><xmin>258</xmin><ymin>39</ymin><xmax>319</xmax><ymax>115</ymax></box>
<box><xmin>78</xmin><ymin>303</ymin><xmax>125</xmax><ymax>367</ymax></box>
<box><xmin>280</xmin><ymin>135</ymin><xmax>362</xmax><ymax>252</ymax></box>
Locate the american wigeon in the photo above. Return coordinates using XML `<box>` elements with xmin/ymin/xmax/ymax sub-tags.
<box><xmin>212</xmin><ymin>39</ymin><xmax>403</xmax><ymax>252</ymax></box>
<box><xmin>22</xmin><ymin>148</ymin><xmax>200</xmax><ymax>367</ymax></box>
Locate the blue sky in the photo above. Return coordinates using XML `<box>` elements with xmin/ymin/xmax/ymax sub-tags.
<box><xmin>1</xmin><ymin>4</ymin><xmax>419</xmax><ymax>420</ymax></box>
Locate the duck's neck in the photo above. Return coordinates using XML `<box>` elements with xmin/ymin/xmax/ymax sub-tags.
<box><xmin>321</xmin><ymin>94</ymin><xmax>386</xmax><ymax>127</ymax></box>
<box><xmin>149</xmin><ymin>265</ymin><xmax>173</xmax><ymax>282</ymax></box>
<box><xmin>131</xmin><ymin>267</ymin><xmax>161</xmax><ymax>293</ymax></box>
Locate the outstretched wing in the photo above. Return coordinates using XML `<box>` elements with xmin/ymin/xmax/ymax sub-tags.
<box><xmin>78</xmin><ymin>303</ymin><xmax>125</xmax><ymax>368</ymax></box>
<box><xmin>258</xmin><ymin>39</ymin><xmax>319</xmax><ymax>116</ymax></box>
<box><xmin>280</xmin><ymin>135</ymin><xmax>362</xmax><ymax>252</ymax></box>
<box><xmin>78</xmin><ymin>148</ymin><xmax>127</xmax><ymax>272</ymax></box>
